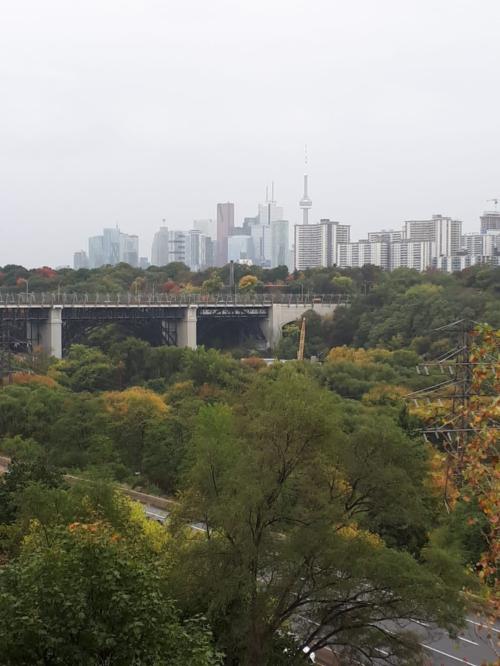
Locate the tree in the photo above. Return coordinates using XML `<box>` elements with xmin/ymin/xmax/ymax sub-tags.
<box><xmin>170</xmin><ymin>368</ymin><xmax>465</xmax><ymax>666</ymax></box>
<box><xmin>460</xmin><ymin>326</ymin><xmax>499</xmax><ymax>596</ymax></box>
<box><xmin>202</xmin><ymin>272</ymin><xmax>224</xmax><ymax>294</ymax></box>
<box><xmin>0</xmin><ymin>457</ymin><xmax>64</xmax><ymax>525</ymax></box>
<box><xmin>49</xmin><ymin>345</ymin><xmax>120</xmax><ymax>392</ymax></box>
<box><xmin>104</xmin><ymin>387</ymin><xmax>168</xmax><ymax>473</ymax></box>
<box><xmin>0</xmin><ymin>522</ymin><xmax>221</xmax><ymax>666</ymax></box>
<box><xmin>238</xmin><ymin>275</ymin><xmax>259</xmax><ymax>292</ymax></box>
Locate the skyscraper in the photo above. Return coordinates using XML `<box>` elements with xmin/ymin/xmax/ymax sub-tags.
<box><xmin>151</xmin><ymin>226</ymin><xmax>170</xmax><ymax>266</ymax></box>
<box><xmin>87</xmin><ymin>226</ymin><xmax>140</xmax><ymax>268</ymax></box>
<box><xmin>258</xmin><ymin>201</ymin><xmax>284</xmax><ymax>226</ymax></box>
<box><xmin>270</xmin><ymin>219</ymin><xmax>290</xmax><ymax>269</ymax></box>
<box><xmin>102</xmin><ymin>227</ymin><xmax>121</xmax><ymax>265</ymax></box>
<box><xmin>186</xmin><ymin>229</ymin><xmax>213</xmax><ymax>271</ymax></box>
<box><xmin>88</xmin><ymin>235</ymin><xmax>105</xmax><ymax>268</ymax></box>
<box><xmin>216</xmin><ymin>202</ymin><xmax>234</xmax><ymax>266</ymax></box>
<box><xmin>73</xmin><ymin>251</ymin><xmax>89</xmax><ymax>270</ymax></box>
<box><xmin>228</xmin><ymin>235</ymin><xmax>253</xmax><ymax>263</ymax></box>
<box><xmin>120</xmin><ymin>234</ymin><xmax>139</xmax><ymax>267</ymax></box>
<box><xmin>193</xmin><ymin>218</ymin><xmax>216</xmax><ymax>239</ymax></box>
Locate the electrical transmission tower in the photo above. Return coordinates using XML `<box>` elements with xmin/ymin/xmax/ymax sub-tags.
<box><xmin>405</xmin><ymin>319</ymin><xmax>500</xmax><ymax>507</ymax></box>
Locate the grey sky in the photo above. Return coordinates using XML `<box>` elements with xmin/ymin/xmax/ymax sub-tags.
<box><xmin>1</xmin><ymin>0</ymin><xmax>499</xmax><ymax>267</ymax></box>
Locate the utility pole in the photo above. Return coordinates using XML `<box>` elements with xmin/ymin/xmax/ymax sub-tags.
<box><xmin>297</xmin><ymin>316</ymin><xmax>306</xmax><ymax>361</ymax></box>
<box><xmin>229</xmin><ymin>260</ymin><xmax>235</xmax><ymax>302</ymax></box>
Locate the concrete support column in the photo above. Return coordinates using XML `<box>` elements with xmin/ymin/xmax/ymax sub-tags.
<box><xmin>260</xmin><ymin>306</ymin><xmax>275</xmax><ymax>349</ymax></box>
<box><xmin>39</xmin><ymin>307</ymin><xmax>63</xmax><ymax>358</ymax></box>
<box><xmin>177</xmin><ymin>305</ymin><xmax>197</xmax><ymax>349</ymax></box>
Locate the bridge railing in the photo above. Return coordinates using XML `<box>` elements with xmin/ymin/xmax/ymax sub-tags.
<box><xmin>0</xmin><ymin>292</ymin><xmax>351</xmax><ymax>307</ymax></box>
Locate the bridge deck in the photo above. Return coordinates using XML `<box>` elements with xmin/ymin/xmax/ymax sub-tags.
<box><xmin>0</xmin><ymin>293</ymin><xmax>347</xmax><ymax>307</ymax></box>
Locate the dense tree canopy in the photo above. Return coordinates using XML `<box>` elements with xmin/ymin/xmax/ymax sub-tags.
<box><xmin>1</xmin><ymin>262</ymin><xmax>497</xmax><ymax>664</ymax></box>
<box><xmin>169</xmin><ymin>368</ymin><xmax>466</xmax><ymax>665</ymax></box>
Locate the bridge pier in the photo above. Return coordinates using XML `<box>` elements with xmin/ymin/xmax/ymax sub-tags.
<box><xmin>33</xmin><ymin>307</ymin><xmax>63</xmax><ymax>359</ymax></box>
<box><xmin>177</xmin><ymin>305</ymin><xmax>197</xmax><ymax>349</ymax></box>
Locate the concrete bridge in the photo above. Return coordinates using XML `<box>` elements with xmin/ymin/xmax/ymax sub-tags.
<box><xmin>0</xmin><ymin>293</ymin><xmax>344</xmax><ymax>358</ymax></box>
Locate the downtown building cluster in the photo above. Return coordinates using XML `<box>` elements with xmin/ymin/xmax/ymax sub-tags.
<box><xmin>73</xmin><ymin>173</ymin><xmax>500</xmax><ymax>273</ymax></box>
<box><xmin>73</xmin><ymin>193</ymin><xmax>292</xmax><ymax>272</ymax></box>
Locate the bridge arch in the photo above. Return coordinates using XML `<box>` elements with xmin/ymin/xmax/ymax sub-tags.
<box><xmin>261</xmin><ymin>303</ymin><xmax>338</xmax><ymax>349</ymax></box>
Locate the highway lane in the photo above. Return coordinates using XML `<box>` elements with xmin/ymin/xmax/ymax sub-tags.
<box><xmin>296</xmin><ymin>612</ymin><xmax>498</xmax><ymax>665</ymax></box>
<box><xmin>408</xmin><ymin>617</ymin><xmax>499</xmax><ymax>666</ymax></box>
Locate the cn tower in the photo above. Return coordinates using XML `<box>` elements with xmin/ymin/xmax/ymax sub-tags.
<box><xmin>299</xmin><ymin>147</ymin><xmax>312</xmax><ymax>224</ymax></box>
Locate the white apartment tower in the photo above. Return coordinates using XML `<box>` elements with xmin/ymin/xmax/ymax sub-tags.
<box><xmin>404</xmin><ymin>215</ymin><xmax>462</xmax><ymax>257</ymax></box>
<box><xmin>294</xmin><ymin>220</ymin><xmax>350</xmax><ymax>270</ymax></box>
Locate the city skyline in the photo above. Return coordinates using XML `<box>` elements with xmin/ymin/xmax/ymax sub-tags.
<box><xmin>2</xmin><ymin>1</ymin><xmax>500</xmax><ymax>267</ymax></box>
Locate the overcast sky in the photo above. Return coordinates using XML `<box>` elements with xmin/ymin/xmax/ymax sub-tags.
<box><xmin>1</xmin><ymin>0</ymin><xmax>499</xmax><ymax>267</ymax></box>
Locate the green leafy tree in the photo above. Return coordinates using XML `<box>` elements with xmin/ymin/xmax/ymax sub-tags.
<box><xmin>170</xmin><ymin>368</ymin><xmax>466</xmax><ymax>666</ymax></box>
<box><xmin>0</xmin><ymin>457</ymin><xmax>63</xmax><ymax>525</ymax></box>
<box><xmin>0</xmin><ymin>522</ymin><xmax>221</xmax><ymax>666</ymax></box>
<box><xmin>202</xmin><ymin>272</ymin><xmax>224</xmax><ymax>294</ymax></box>
<box><xmin>49</xmin><ymin>345</ymin><xmax>120</xmax><ymax>392</ymax></box>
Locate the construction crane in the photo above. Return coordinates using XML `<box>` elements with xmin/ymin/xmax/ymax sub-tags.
<box><xmin>487</xmin><ymin>198</ymin><xmax>500</xmax><ymax>210</ymax></box>
<box><xmin>297</xmin><ymin>316</ymin><xmax>306</xmax><ymax>361</ymax></box>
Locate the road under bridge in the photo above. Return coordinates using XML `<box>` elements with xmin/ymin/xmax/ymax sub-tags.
<box><xmin>0</xmin><ymin>294</ymin><xmax>343</xmax><ymax>358</ymax></box>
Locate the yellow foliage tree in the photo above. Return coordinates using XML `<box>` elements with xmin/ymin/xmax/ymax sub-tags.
<box><xmin>238</xmin><ymin>274</ymin><xmax>258</xmax><ymax>291</ymax></box>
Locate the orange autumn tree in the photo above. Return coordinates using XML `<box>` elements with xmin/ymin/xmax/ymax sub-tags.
<box><xmin>104</xmin><ymin>387</ymin><xmax>168</xmax><ymax>474</ymax></box>
<box><xmin>460</xmin><ymin>325</ymin><xmax>499</xmax><ymax>597</ymax></box>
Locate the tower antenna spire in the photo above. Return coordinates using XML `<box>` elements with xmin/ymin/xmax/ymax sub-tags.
<box><xmin>299</xmin><ymin>145</ymin><xmax>312</xmax><ymax>224</ymax></box>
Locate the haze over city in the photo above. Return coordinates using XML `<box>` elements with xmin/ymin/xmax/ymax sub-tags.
<box><xmin>2</xmin><ymin>0</ymin><xmax>500</xmax><ymax>267</ymax></box>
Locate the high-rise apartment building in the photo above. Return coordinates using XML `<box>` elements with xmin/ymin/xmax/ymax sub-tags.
<box><xmin>390</xmin><ymin>240</ymin><xmax>434</xmax><ymax>272</ymax></box>
<box><xmin>168</xmin><ymin>230</ymin><xmax>187</xmax><ymax>264</ymax></box>
<box><xmin>368</xmin><ymin>230</ymin><xmax>404</xmax><ymax>243</ymax></box>
<box><xmin>480</xmin><ymin>211</ymin><xmax>500</xmax><ymax>233</ymax></box>
<box><xmin>338</xmin><ymin>241</ymin><xmax>389</xmax><ymax>270</ymax></box>
<box><xmin>434</xmin><ymin>254</ymin><xmax>499</xmax><ymax>272</ymax></box>
<box><xmin>294</xmin><ymin>220</ymin><xmax>350</xmax><ymax>270</ymax></box>
<box><xmin>404</xmin><ymin>215</ymin><xmax>462</xmax><ymax>257</ymax></box>
<box><xmin>216</xmin><ymin>202</ymin><xmax>235</xmax><ymax>266</ymax></box>
<box><xmin>461</xmin><ymin>231</ymin><xmax>500</xmax><ymax>257</ymax></box>
<box><xmin>151</xmin><ymin>226</ymin><xmax>170</xmax><ymax>266</ymax></box>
